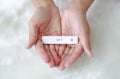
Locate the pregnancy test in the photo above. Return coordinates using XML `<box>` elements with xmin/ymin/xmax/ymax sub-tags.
<box><xmin>42</xmin><ymin>36</ymin><xmax>78</xmax><ymax>44</ymax></box>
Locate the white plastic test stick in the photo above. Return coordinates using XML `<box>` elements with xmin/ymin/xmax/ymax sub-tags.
<box><xmin>42</xmin><ymin>36</ymin><xmax>78</xmax><ymax>44</ymax></box>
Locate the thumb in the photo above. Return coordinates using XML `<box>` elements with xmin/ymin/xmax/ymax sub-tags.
<box><xmin>79</xmin><ymin>24</ymin><xmax>94</xmax><ymax>57</ymax></box>
<box><xmin>26</xmin><ymin>23</ymin><xmax>38</xmax><ymax>49</ymax></box>
<box><xmin>80</xmin><ymin>34</ymin><xmax>94</xmax><ymax>57</ymax></box>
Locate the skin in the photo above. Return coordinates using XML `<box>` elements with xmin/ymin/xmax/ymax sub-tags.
<box><xmin>26</xmin><ymin>0</ymin><xmax>61</xmax><ymax>67</ymax></box>
<box><xmin>27</xmin><ymin>0</ymin><xmax>94</xmax><ymax>70</ymax></box>
<box><xmin>58</xmin><ymin>0</ymin><xmax>94</xmax><ymax>70</ymax></box>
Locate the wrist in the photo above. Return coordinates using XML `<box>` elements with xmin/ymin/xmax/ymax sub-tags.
<box><xmin>71</xmin><ymin>0</ymin><xmax>94</xmax><ymax>13</ymax></box>
<box><xmin>32</xmin><ymin>0</ymin><xmax>54</xmax><ymax>9</ymax></box>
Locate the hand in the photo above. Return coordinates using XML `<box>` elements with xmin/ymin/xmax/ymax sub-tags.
<box><xmin>58</xmin><ymin>0</ymin><xmax>94</xmax><ymax>70</ymax></box>
<box><xmin>26</xmin><ymin>0</ymin><xmax>61</xmax><ymax>67</ymax></box>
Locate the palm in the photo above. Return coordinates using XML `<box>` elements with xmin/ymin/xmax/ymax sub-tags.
<box><xmin>59</xmin><ymin>9</ymin><xmax>93</xmax><ymax>70</ymax></box>
<box><xmin>27</xmin><ymin>5</ymin><xmax>61</xmax><ymax>67</ymax></box>
<box><xmin>37</xmin><ymin>8</ymin><xmax>61</xmax><ymax>37</ymax></box>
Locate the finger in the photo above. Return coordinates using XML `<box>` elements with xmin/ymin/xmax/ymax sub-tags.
<box><xmin>44</xmin><ymin>45</ymin><xmax>55</xmax><ymax>67</ymax></box>
<box><xmin>26</xmin><ymin>23</ymin><xmax>39</xmax><ymax>49</ymax></box>
<box><xmin>75</xmin><ymin>16</ymin><xmax>94</xmax><ymax>57</ymax></box>
<box><xmin>35</xmin><ymin>40</ymin><xmax>50</xmax><ymax>63</ymax></box>
<box><xmin>55</xmin><ymin>44</ymin><xmax>60</xmax><ymax>53</ymax></box>
<box><xmin>61</xmin><ymin>46</ymin><xmax>71</xmax><ymax>60</ymax></box>
<box><xmin>58</xmin><ymin>45</ymin><xmax>66</xmax><ymax>57</ymax></box>
<box><xmin>79</xmin><ymin>34</ymin><xmax>94</xmax><ymax>57</ymax></box>
<box><xmin>49</xmin><ymin>45</ymin><xmax>60</xmax><ymax>66</ymax></box>
<box><xmin>78</xmin><ymin>20</ymin><xmax>93</xmax><ymax>57</ymax></box>
<box><xmin>59</xmin><ymin>47</ymin><xmax>73</xmax><ymax>70</ymax></box>
<box><xmin>64</xmin><ymin>45</ymin><xmax>83</xmax><ymax>68</ymax></box>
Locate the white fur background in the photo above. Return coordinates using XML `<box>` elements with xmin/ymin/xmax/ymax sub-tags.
<box><xmin>0</xmin><ymin>0</ymin><xmax>120</xmax><ymax>79</ymax></box>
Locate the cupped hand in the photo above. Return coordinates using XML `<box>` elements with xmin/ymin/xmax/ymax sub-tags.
<box><xmin>58</xmin><ymin>1</ymin><xmax>94</xmax><ymax>70</ymax></box>
<box><xmin>26</xmin><ymin>1</ymin><xmax>61</xmax><ymax>67</ymax></box>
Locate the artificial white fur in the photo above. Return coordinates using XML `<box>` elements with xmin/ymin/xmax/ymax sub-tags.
<box><xmin>0</xmin><ymin>0</ymin><xmax>120</xmax><ymax>79</ymax></box>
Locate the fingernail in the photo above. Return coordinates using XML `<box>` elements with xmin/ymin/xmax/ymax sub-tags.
<box><xmin>59</xmin><ymin>66</ymin><xmax>65</xmax><ymax>71</ymax></box>
<box><xmin>25</xmin><ymin>45</ymin><xmax>29</xmax><ymax>49</ymax></box>
<box><xmin>65</xmin><ymin>64</ymin><xmax>69</xmax><ymax>68</ymax></box>
<box><xmin>49</xmin><ymin>62</ymin><xmax>55</xmax><ymax>68</ymax></box>
<box><xmin>89</xmin><ymin>51</ymin><xmax>94</xmax><ymax>58</ymax></box>
<box><xmin>87</xmin><ymin>49</ymin><xmax>94</xmax><ymax>58</ymax></box>
<box><xmin>91</xmin><ymin>54</ymin><xmax>94</xmax><ymax>58</ymax></box>
<box><xmin>25</xmin><ymin>42</ymin><xmax>30</xmax><ymax>49</ymax></box>
<box><xmin>50</xmin><ymin>65</ymin><xmax>54</xmax><ymax>68</ymax></box>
